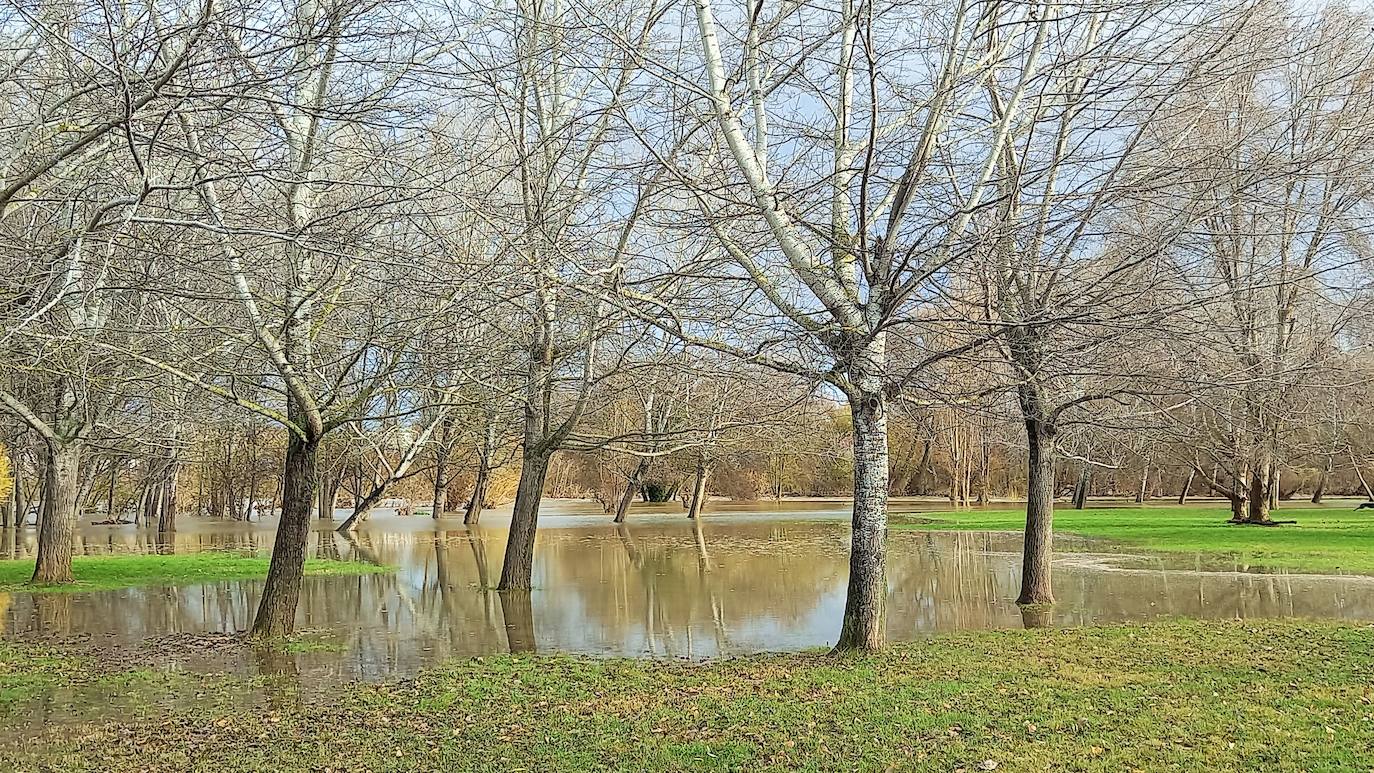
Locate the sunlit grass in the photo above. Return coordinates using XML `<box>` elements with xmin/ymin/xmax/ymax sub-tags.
<box><xmin>893</xmin><ymin>502</ymin><xmax>1374</xmax><ymax>574</ymax></box>
<box><xmin>0</xmin><ymin>552</ymin><xmax>389</xmax><ymax>593</ymax></box>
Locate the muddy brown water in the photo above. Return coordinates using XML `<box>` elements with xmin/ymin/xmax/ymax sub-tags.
<box><xmin>2</xmin><ymin>498</ymin><xmax>1372</xmax><ymax>687</ymax></box>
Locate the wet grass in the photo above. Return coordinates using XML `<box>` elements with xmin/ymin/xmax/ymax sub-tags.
<box><xmin>893</xmin><ymin>503</ymin><xmax>1374</xmax><ymax>575</ymax></box>
<box><xmin>0</xmin><ymin>619</ymin><xmax>1370</xmax><ymax>771</ymax></box>
<box><xmin>0</xmin><ymin>553</ymin><xmax>390</xmax><ymax>593</ymax></box>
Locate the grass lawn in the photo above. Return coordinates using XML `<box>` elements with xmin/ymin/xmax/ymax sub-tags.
<box><xmin>0</xmin><ymin>618</ymin><xmax>1370</xmax><ymax>771</ymax></box>
<box><xmin>893</xmin><ymin>503</ymin><xmax>1374</xmax><ymax>575</ymax></box>
<box><xmin>0</xmin><ymin>552</ymin><xmax>389</xmax><ymax>593</ymax></box>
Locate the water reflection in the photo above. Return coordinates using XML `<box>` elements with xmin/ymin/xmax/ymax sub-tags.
<box><xmin>1</xmin><ymin>502</ymin><xmax>1372</xmax><ymax>687</ymax></box>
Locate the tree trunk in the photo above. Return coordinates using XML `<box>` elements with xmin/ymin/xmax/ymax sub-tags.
<box><xmin>158</xmin><ymin>472</ymin><xmax>177</xmax><ymax>534</ymax></box>
<box><xmin>337</xmin><ymin>481</ymin><xmax>392</xmax><ymax>533</ymax></box>
<box><xmin>497</xmin><ymin>449</ymin><xmax>552</xmax><ymax>591</ymax></box>
<box><xmin>1135</xmin><ymin>464</ymin><xmax>1149</xmax><ymax>504</ymax></box>
<box><xmin>247</xmin><ymin>430</ymin><xmax>320</xmax><ymax>639</ymax></box>
<box><xmin>612</xmin><ymin>457</ymin><xmax>651</xmax><ymax>524</ymax></box>
<box><xmin>1246</xmin><ymin>459</ymin><xmax>1272</xmax><ymax>524</ymax></box>
<box><xmin>1353</xmin><ymin>451</ymin><xmax>1374</xmax><ymax>501</ymax></box>
<box><xmin>317</xmin><ymin>473</ymin><xmax>339</xmax><ymax>520</ymax></box>
<box><xmin>105</xmin><ymin>459</ymin><xmax>118</xmax><ymax>521</ymax></box>
<box><xmin>32</xmin><ymin>443</ymin><xmax>82</xmax><ymax>584</ymax></box>
<box><xmin>431</xmin><ymin>418</ymin><xmax>452</xmax><ymax>519</ymax></box>
<box><xmin>464</xmin><ymin>462</ymin><xmax>490</xmax><ymax>525</ymax></box>
<box><xmin>686</xmin><ymin>456</ymin><xmax>710</xmax><ymax>520</ymax></box>
<box><xmin>1312</xmin><ymin>457</ymin><xmax>1330</xmax><ymax>504</ymax></box>
<box><xmin>1178</xmin><ymin>469</ymin><xmax>1195</xmax><ymax>505</ymax></box>
<box><xmin>1018</xmin><ymin>419</ymin><xmax>1056</xmax><ymax>605</ymax></box>
<box><xmin>1071</xmin><ymin>462</ymin><xmax>1090</xmax><ymax>510</ymax></box>
<box><xmin>833</xmin><ymin>389</ymin><xmax>888</xmax><ymax>652</ymax></box>
<box><xmin>12</xmin><ymin>464</ymin><xmax>25</xmax><ymax>528</ymax></box>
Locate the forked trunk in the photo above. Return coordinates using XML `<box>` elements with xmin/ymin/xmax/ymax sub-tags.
<box><xmin>1229</xmin><ymin>494</ymin><xmax>1247</xmax><ymax>522</ymax></box>
<box><xmin>32</xmin><ymin>443</ymin><xmax>82</xmax><ymax>584</ymax></box>
<box><xmin>497</xmin><ymin>449</ymin><xmax>552</xmax><ymax>591</ymax></box>
<box><xmin>464</xmin><ymin>463</ymin><xmax>490</xmax><ymax>525</ymax></box>
<box><xmin>685</xmin><ymin>456</ymin><xmax>710</xmax><ymax>520</ymax></box>
<box><xmin>157</xmin><ymin>474</ymin><xmax>177</xmax><ymax>533</ymax></box>
<box><xmin>247</xmin><ymin>430</ymin><xmax>320</xmax><ymax>639</ymax></box>
<box><xmin>1019</xmin><ymin>419</ymin><xmax>1056</xmax><ymax>605</ymax></box>
<box><xmin>833</xmin><ymin>389</ymin><xmax>888</xmax><ymax>652</ymax></box>
<box><xmin>613</xmin><ymin>457</ymin><xmax>651</xmax><ymax>524</ymax></box>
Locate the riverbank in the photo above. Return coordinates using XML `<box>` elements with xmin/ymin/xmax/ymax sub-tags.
<box><xmin>0</xmin><ymin>618</ymin><xmax>1368</xmax><ymax>771</ymax></box>
<box><xmin>0</xmin><ymin>553</ymin><xmax>389</xmax><ymax>593</ymax></box>
<box><xmin>894</xmin><ymin>503</ymin><xmax>1374</xmax><ymax>575</ymax></box>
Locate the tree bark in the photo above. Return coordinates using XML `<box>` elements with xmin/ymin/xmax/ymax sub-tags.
<box><xmin>12</xmin><ymin>463</ymin><xmax>25</xmax><ymax>528</ymax></box>
<box><xmin>431</xmin><ymin>418</ymin><xmax>452</xmax><ymax>519</ymax></box>
<box><xmin>157</xmin><ymin>473</ymin><xmax>177</xmax><ymax>534</ymax></box>
<box><xmin>464</xmin><ymin>462</ymin><xmax>489</xmax><ymax>525</ymax></box>
<box><xmin>1246</xmin><ymin>459</ymin><xmax>1272</xmax><ymax>523</ymax></box>
<box><xmin>833</xmin><ymin>388</ymin><xmax>888</xmax><ymax>652</ymax></box>
<box><xmin>1177</xmin><ymin>468</ymin><xmax>1195</xmax><ymax>505</ymax></box>
<box><xmin>1071</xmin><ymin>462</ymin><xmax>1090</xmax><ymax>510</ymax></box>
<box><xmin>247</xmin><ymin>429</ymin><xmax>320</xmax><ymax>639</ymax></box>
<box><xmin>686</xmin><ymin>455</ymin><xmax>711</xmax><ymax>520</ymax></box>
<box><xmin>497</xmin><ymin>449</ymin><xmax>552</xmax><ymax>591</ymax></box>
<box><xmin>32</xmin><ymin>443</ymin><xmax>82</xmax><ymax>584</ymax></box>
<box><xmin>612</xmin><ymin>457</ymin><xmax>651</xmax><ymax>524</ymax></box>
<box><xmin>1312</xmin><ymin>456</ymin><xmax>1330</xmax><ymax>504</ymax></box>
<box><xmin>337</xmin><ymin>481</ymin><xmax>393</xmax><ymax>532</ymax></box>
<box><xmin>1018</xmin><ymin>418</ymin><xmax>1056</xmax><ymax>605</ymax></box>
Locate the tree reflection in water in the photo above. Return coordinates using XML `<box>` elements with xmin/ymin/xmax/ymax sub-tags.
<box><xmin>1</xmin><ymin>508</ymin><xmax>1372</xmax><ymax>686</ymax></box>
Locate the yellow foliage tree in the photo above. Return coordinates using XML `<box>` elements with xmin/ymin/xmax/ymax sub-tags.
<box><xmin>0</xmin><ymin>443</ymin><xmax>11</xmax><ymax>500</ymax></box>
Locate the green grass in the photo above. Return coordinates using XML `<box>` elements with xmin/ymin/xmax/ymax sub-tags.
<box><xmin>893</xmin><ymin>502</ymin><xmax>1374</xmax><ymax>575</ymax></box>
<box><xmin>0</xmin><ymin>552</ymin><xmax>390</xmax><ymax>593</ymax></box>
<box><xmin>1</xmin><ymin>619</ymin><xmax>1370</xmax><ymax>771</ymax></box>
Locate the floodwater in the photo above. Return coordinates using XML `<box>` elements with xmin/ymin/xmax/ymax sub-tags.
<box><xmin>3</xmin><ymin>498</ymin><xmax>1373</xmax><ymax>687</ymax></box>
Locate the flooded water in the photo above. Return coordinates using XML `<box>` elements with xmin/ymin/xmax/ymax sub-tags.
<box><xmin>3</xmin><ymin>499</ymin><xmax>1373</xmax><ymax>687</ymax></box>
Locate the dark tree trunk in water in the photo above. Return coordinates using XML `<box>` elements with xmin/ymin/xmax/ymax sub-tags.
<box><xmin>834</xmin><ymin>389</ymin><xmax>888</xmax><ymax>652</ymax></box>
<box><xmin>686</xmin><ymin>456</ymin><xmax>710</xmax><ymax>520</ymax></box>
<box><xmin>431</xmin><ymin>419</ymin><xmax>451</xmax><ymax>520</ymax></box>
<box><xmin>248</xmin><ymin>430</ymin><xmax>320</xmax><ymax>639</ymax></box>
<box><xmin>33</xmin><ymin>443</ymin><xmax>82</xmax><ymax>584</ymax></box>
<box><xmin>1019</xmin><ymin>419</ymin><xmax>1056</xmax><ymax>605</ymax></box>
<box><xmin>464</xmin><ymin>463</ymin><xmax>489</xmax><ymax>525</ymax></box>
<box><xmin>1178</xmin><ymin>469</ymin><xmax>1195</xmax><ymax>505</ymax></box>
<box><xmin>337</xmin><ymin>481</ymin><xmax>392</xmax><ymax>533</ymax></box>
<box><xmin>497</xmin><ymin>450</ymin><xmax>552</xmax><ymax>591</ymax></box>
<box><xmin>613</xmin><ymin>457</ymin><xmax>651</xmax><ymax>524</ymax></box>
<box><xmin>316</xmin><ymin>474</ymin><xmax>340</xmax><ymax>521</ymax></box>
<box><xmin>157</xmin><ymin>473</ymin><xmax>177</xmax><ymax>533</ymax></box>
